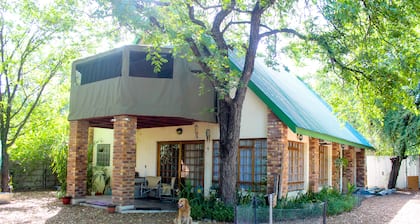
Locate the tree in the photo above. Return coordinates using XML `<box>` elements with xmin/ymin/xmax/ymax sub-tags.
<box><xmin>0</xmin><ymin>0</ymin><xmax>126</xmax><ymax>192</ymax></box>
<box><xmin>382</xmin><ymin>84</ymin><xmax>420</xmax><ymax>189</ymax></box>
<box><xmin>383</xmin><ymin>108</ymin><xmax>420</xmax><ymax>189</ymax></box>
<box><xmin>0</xmin><ymin>0</ymin><xmax>78</xmax><ymax>191</ymax></box>
<box><xmin>296</xmin><ymin>0</ymin><xmax>419</xmax><ymax>119</ymax></box>
<box><xmin>100</xmin><ymin>0</ymin><xmax>419</xmax><ymax>204</ymax></box>
<box><xmin>9</xmin><ymin>76</ymin><xmax>70</xmax><ymax>191</ymax></box>
<box><xmin>102</xmin><ymin>0</ymin><xmax>312</xmax><ymax>204</ymax></box>
<box><xmin>298</xmin><ymin>0</ymin><xmax>419</xmax><ymax>189</ymax></box>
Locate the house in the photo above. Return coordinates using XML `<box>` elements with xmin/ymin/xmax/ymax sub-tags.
<box><xmin>66</xmin><ymin>45</ymin><xmax>373</xmax><ymax>206</ymax></box>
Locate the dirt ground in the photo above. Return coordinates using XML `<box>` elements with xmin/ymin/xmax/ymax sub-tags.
<box><xmin>0</xmin><ymin>190</ymin><xmax>419</xmax><ymax>223</ymax></box>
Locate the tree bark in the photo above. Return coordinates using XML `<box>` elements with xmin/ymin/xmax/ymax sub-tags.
<box><xmin>218</xmin><ymin>99</ymin><xmax>242</xmax><ymax>205</ymax></box>
<box><xmin>1</xmin><ymin>143</ymin><xmax>9</xmax><ymax>192</ymax></box>
<box><xmin>387</xmin><ymin>156</ymin><xmax>404</xmax><ymax>189</ymax></box>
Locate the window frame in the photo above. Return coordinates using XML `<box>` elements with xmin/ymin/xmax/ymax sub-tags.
<box><xmin>96</xmin><ymin>144</ymin><xmax>111</xmax><ymax>166</ymax></box>
<box><xmin>319</xmin><ymin>145</ymin><xmax>329</xmax><ymax>187</ymax></box>
<box><xmin>212</xmin><ymin>138</ymin><xmax>267</xmax><ymax>192</ymax></box>
<box><xmin>288</xmin><ymin>141</ymin><xmax>304</xmax><ymax>191</ymax></box>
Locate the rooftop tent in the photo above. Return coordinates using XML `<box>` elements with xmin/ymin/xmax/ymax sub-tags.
<box><xmin>69</xmin><ymin>45</ymin><xmax>216</xmax><ymax>125</ymax></box>
<box><xmin>229</xmin><ymin>53</ymin><xmax>373</xmax><ymax>149</ymax></box>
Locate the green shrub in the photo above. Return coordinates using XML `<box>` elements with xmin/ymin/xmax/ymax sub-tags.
<box><xmin>178</xmin><ymin>182</ymin><xmax>234</xmax><ymax>222</ymax></box>
<box><xmin>275</xmin><ymin>187</ymin><xmax>359</xmax><ymax>216</ymax></box>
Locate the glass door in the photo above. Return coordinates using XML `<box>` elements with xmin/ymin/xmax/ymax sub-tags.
<box><xmin>158</xmin><ymin>141</ymin><xmax>204</xmax><ymax>188</ymax></box>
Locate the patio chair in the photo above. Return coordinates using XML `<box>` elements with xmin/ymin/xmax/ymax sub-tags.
<box><xmin>161</xmin><ymin>177</ymin><xmax>176</xmax><ymax>201</ymax></box>
<box><xmin>140</xmin><ymin>176</ymin><xmax>161</xmax><ymax>198</ymax></box>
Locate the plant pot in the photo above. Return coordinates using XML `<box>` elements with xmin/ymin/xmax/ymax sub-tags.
<box><xmin>62</xmin><ymin>196</ymin><xmax>72</xmax><ymax>205</ymax></box>
<box><xmin>107</xmin><ymin>204</ymin><xmax>116</xmax><ymax>213</ymax></box>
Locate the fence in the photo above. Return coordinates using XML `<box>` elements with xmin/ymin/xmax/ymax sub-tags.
<box><xmin>235</xmin><ymin>195</ymin><xmax>327</xmax><ymax>224</ymax></box>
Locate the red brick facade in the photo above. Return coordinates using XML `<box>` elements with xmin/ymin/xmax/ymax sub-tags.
<box><xmin>111</xmin><ymin>115</ymin><xmax>137</xmax><ymax>205</ymax></box>
<box><xmin>356</xmin><ymin>149</ymin><xmax>366</xmax><ymax>187</ymax></box>
<box><xmin>331</xmin><ymin>143</ymin><xmax>340</xmax><ymax>189</ymax></box>
<box><xmin>309</xmin><ymin>138</ymin><xmax>320</xmax><ymax>192</ymax></box>
<box><xmin>343</xmin><ymin>146</ymin><xmax>355</xmax><ymax>192</ymax></box>
<box><xmin>267</xmin><ymin>111</ymin><xmax>288</xmax><ymax>197</ymax></box>
<box><xmin>67</xmin><ymin>120</ymin><xmax>89</xmax><ymax>197</ymax></box>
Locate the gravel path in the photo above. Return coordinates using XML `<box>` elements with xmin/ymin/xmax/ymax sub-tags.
<box><xmin>0</xmin><ymin>191</ymin><xmax>419</xmax><ymax>223</ymax></box>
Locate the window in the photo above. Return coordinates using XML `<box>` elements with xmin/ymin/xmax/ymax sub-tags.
<box><xmin>288</xmin><ymin>141</ymin><xmax>304</xmax><ymax>191</ymax></box>
<box><xmin>213</xmin><ymin>139</ymin><xmax>267</xmax><ymax>192</ymax></box>
<box><xmin>183</xmin><ymin>143</ymin><xmax>204</xmax><ymax>188</ymax></box>
<box><xmin>96</xmin><ymin>144</ymin><xmax>111</xmax><ymax>166</ymax></box>
<box><xmin>319</xmin><ymin>145</ymin><xmax>329</xmax><ymax>187</ymax></box>
<box><xmin>158</xmin><ymin>142</ymin><xmax>204</xmax><ymax>188</ymax></box>
<box><xmin>129</xmin><ymin>51</ymin><xmax>173</xmax><ymax>78</ymax></box>
<box><xmin>76</xmin><ymin>52</ymin><xmax>122</xmax><ymax>85</ymax></box>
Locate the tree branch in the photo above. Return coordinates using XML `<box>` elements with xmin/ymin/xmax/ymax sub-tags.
<box><xmin>222</xmin><ymin>21</ymin><xmax>250</xmax><ymax>34</ymax></box>
<box><xmin>188</xmin><ymin>4</ymin><xmax>207</xmax><ymax>28</ymax></box>
<box><xmin>6</xmin><ymin>59</ymin><xmax>60</xmax><ymax>148</ymax></box>
<box><xmin>193</xmin><ymin>0</ymin><xmax>221</xmax><ymax>10</ymax></box>
<box><xmin>210</xmin><ymin>0</ymin><xmax>235</xmax><ymax>51</ymax></box>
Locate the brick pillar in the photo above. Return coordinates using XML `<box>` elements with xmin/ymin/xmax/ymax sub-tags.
<box><xmin>356</xmin><ymin>148</ymin><xmax>366</xmax><ymax>187</ymax></box>
<box><xmin>309</xmin><ymin>138</ymin><xmax>320</xmax><ymax>192</ymax></box>
<box><xmin>331</xmin><ymin>143</ymin><xmax>340</xmax><ymax>189</ymax></box>
<box><xmin>67</xmin><ymin>120</ymin><xmax>89</xmax><ymax>197</ymax></box>
<box><xmin>343</xmin><ymin>146</ymin><xmax>355</xmax><ymax>192</ymax></box>
<box><xmin>112</xmin><ymin>115</ymin><xmax>137</xmax><ymax>206</ymax></box>
<box><xmin>267</xmin><ymin>111</ymin><xmax>288</xmax><ymax>197</ymax></box>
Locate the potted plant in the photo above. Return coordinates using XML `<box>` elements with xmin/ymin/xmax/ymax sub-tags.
<box><xmin>62</xmin><ymin>195</ymin><xmax>72</xmax><ymax>205</ymax></box>
<box><xmin>107</xmin><ymin>204</ymin><xmax>116</xmax><ymax>213</ymax></box>
<box><xmin>92</xmin><ymin>166</ymin><xmax>109</xmax><ymax>195</ymax></box>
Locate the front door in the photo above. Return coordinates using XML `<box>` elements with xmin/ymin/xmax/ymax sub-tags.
<box><xmin>158</xmin><ymin>141</ymin><xmax>204</xmax><ymax>188</ymax></box>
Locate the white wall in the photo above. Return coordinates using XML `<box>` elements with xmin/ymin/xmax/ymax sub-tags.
<box><xmin>93</xmin><ymin>128</ymin><xmax>114</xmax><ymax>167</ymax></box>
<box><xmin>239</xmin><ymin>89</ymin><xmax>268</xmax><ymax>138</ymax></box>
<box><xmin>367</xmin><ymin>155</ymin><xmax>419</xmax><ymax>189</ymax></box>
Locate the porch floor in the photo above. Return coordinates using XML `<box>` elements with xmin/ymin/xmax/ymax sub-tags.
<box><xmin>79</xmin><ymin>195</ymin><xmax>177</xmax><ymax>213</ymax></box>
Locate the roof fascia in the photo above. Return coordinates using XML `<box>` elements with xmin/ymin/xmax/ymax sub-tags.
<box><xmin>296</xmin><ymin>127</ymin><xmax>375</xmax><ymax>150</ymax></box>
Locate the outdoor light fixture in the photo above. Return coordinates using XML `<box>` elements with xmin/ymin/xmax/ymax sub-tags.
<box><xmin>297</xmin><ymin>134</ymin><xmax>303</xmax><ymax>141</ymax></box>
<box><xmin>176</xmin><ymin>128</ymin><xmax>183</xmax><ymax>135</ymax></box>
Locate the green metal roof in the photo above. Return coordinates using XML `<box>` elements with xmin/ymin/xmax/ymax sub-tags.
<box><xmin>229</xmin><ymin>53</ymin><xmax>373</xmax><ymax>149</ymax></box>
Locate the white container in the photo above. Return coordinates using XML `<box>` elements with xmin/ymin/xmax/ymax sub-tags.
<box><xmin>0</xmin><ymin>192</ymin><xmax>12</xmax><ymax>204</ymax></box>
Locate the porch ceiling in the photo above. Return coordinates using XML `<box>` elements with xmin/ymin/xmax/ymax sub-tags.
<box><xmin>87</xmin><ymin>115</ymin><xmax>196</xmax><ymax>129</ymax></box>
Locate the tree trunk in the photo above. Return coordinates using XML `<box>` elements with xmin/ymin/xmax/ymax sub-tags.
<box><xmin>388</xmin><ymin>156</ymin><xmax>404</xmax><ymax>189</ymax></box>
<box><xmin>218</xmin><ymin>99</ymin><xmax>242</xmax><ymax>205</ymax></box>
<box><xmin>1</xmin><ymin>143</ymin><xmax>9</xmax><ymax>192</ymax></box>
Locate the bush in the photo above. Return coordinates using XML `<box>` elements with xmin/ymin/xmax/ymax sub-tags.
<box><xmin>276</xmin><ymin>187</ymin><xmax>359</xmax><ymax>216</ymax></box>
<box><xmin>178</xmin><ymin>181</ymin><xmax>234</xmax><ymax>222</ymax></box>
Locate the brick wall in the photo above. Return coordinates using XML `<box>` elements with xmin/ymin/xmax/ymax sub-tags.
<box><xmin>112</xmin><ymin>115</ymin><xmax>137</xmax><ymax>205</ymax></box>
<box><xmin>331</xmin><ymin>143</ymin><xmax>340</xmax><ymax>189</ymax></box>
<box><xmin>267</xmin><ymin>111</ymin><xmax>288</xmax><ymax>197</ymax></box>
<box><xmin>309</xmin><ymin>138</ymin><xmax>320</xmax><ymax>192</ymax></box>
<box><xmin>343</xmin><ymin>146</ymin><xmax>355</xmax><ymax>192</ymax></box>
<box><xmin>67</xmin><ymin>120</ymin><xmax>89</xmax><ymax>197</ymax></box>
<box><xmin>356</xmin><ymin>148</ymin><xmax>366</xmax><ymax>187</ymax></box>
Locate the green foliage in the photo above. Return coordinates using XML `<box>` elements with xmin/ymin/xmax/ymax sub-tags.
<box><xmin>86</xmin><ymin>143</ymin><xmax>94</xmax><ymax>194</ymax></box>
<box><xmin>382</xmin><ymin>109</ymin><xmax>420</xmax><ymax>157</ymax></box>
<box><xmin>50</xmin><ymin>140</ymin><xmax>68</xmax><ymax>192</ymax></box>
<box><xmin>2</xmin><ymin>0</ymin><xmax>129</xmax><ymax>191</ymax></box>
<box><xmin>346</xmin><ymin>183</ymin><xmax>357</xmax><ymax>196</ymax></box>
<box><xmin>177</xmin><ymin>181</ymin><xmax>234</xmax><ymax>222</ymax></box>
<box><xmin>92</xmin><ymin>166</ymin><xmax>110</xmax><ymax>194</ymax></box>
<box><xmin>236</xmin><ymin>188</ymin><xmax>265</xmax><ymax>205</ymax></box>
<box><xmin>276</xmin><ymin>188</ymin><xmax>359</xmax><ymax>216</ymax></box>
